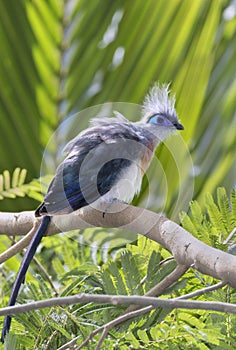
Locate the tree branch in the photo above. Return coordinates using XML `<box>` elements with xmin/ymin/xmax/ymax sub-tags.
<box><xmin>0</xmin><ymin>203</ymin><xmax>236</xmax><ymax>286</ymax></box>
<box><xmin>0</xmin><ymin>221</ymin><xmax>38</xmax><ymax>264</ymax></box>
<box><xmin>1</xmin><ymin>292</ymin><xmax>236</xmax><ymax>318</ymax></box>
<box><xmin>56</xmin><ymin>281</ymin><xmax>228</xmax><ymax>350</ymax></box>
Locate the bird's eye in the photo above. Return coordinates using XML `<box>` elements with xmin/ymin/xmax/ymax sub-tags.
<box><xmin>156</xmin><ymin>116</ymin><xmax>164</xmax><ymax>124</ymax></box>
<box><xmin>148</xmin><ymin>114</ymin><xmax>171</xmax><ymax>126</ymax></box>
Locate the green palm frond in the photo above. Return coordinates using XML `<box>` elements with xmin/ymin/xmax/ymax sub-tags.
<box><xmin>1</xmin><ymin>0</ymin><xmax>235</xmax><ymax>213</ymax></box>
<box><xmin>0</xmin><ymin>168</ymin><xmax>42</xmax><ymax>201</ymax></box>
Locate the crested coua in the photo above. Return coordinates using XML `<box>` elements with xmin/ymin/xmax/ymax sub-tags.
<box><xmin>1</xmin><ymin>83</ymin><xmax>183</xmax><ymax>342</ymax></box>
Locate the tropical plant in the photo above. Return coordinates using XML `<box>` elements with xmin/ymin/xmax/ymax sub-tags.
<box><xmin>0</xmin><ymin>0</ymin><xmax>236</xmax><ymax>349</ymax></box>
<box><xmin>2</xmin><ymin>187</ymin><xmax>236</xmax><ymax>349</ymax></box>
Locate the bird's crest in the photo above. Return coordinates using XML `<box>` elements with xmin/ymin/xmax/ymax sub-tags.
<box><xmin>142</xmin><ymin>83</ymin><xmax>177</xmax><ymax>122</ymax></box>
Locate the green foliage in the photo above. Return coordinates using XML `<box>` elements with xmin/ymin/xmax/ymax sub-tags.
<box><xmin>2</xmin><ymin>188</ymin><xmax>236</xmax><ymax>349</ymax></box>
<box><xmin>180</xmin><ymin>187</ymin><xmax>236</xmax><ymax>250</ymax></box>
<box><xmin>3</xmin><ymin>214</ymin><xmax>236</xmax><ymax>349</ymax></box>
<box><xmin>1</xmin><ymin>0</ymin><xmax>236</xmax><ymax>348</ymax></box>
<box><xmin>0</xmin><ymin>168</ymin><xmax>42</xmax><ymax>202</ymax></box>
<box><xmin>0</xmin><ymin>0</ymin><xmax>236</xmax><ymax>213</ymax></box>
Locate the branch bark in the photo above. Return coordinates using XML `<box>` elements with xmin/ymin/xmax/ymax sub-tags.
<box><xmin>1</xmin><ymin>293</ymin><xmax>236</xmax><ymax>317</ymax></box>
<box><xmin>0</xmin><ymin>203</ymin><xmax>236</xmax><ymax>286</ymax></box>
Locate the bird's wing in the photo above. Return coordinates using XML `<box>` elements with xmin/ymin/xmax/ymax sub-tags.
<box><xmin>42</xmin><ymin>154</ymin><xmax>132</xmax><ymax>215</ymax></box>
<box><xmin>39</xmin><ymin>125</ymin><xmax>143</xmax><ymax>215</ymax></box>
<box><xmin>63</xmin><ymin>113</ymin><xmax>130</xmax><ymax>155</ymax></box>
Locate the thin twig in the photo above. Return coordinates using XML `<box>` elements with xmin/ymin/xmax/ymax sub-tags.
<box><xmin>223</xmin><ymin>227</ymin><xmax>236</xmax><ymax>245</ymax></box>
<box><xmin>84</xmin><ymin>280</ymin><xmax>227</xmax><ymax>349</ymax></box>
<box><xmin>57</xmin><ymin>308</ymin><xmax>155</xmax><ymax>350</ymax></box>
<box><xmin>145</xmin><ymin>264</ymin><xmax>188</xmax><ymax>297</ymax></box>
<box><xmin>124</xmin><ymin>264</ymin><xmax>188</xmax><ymax>314</ymax></box>
<box><xmin>33</xmin><ymin>256</ymin><xmax>58</xmax><ymax>294</ymax></box>
<box><xmin>74</xmin><ymin>306</ymin><xmax>154</xmax><ymax>350</ymax></box>
<box><xmin>175</xmin><ymin>281</ymin><xmax>227</xmax><ymax>300</ymax></box>
<box><xmin>0</xmin><ymin>221</ymin><xmax>38</xmax><ymax>264</ymax></box>
<box><xmin>57</xmin><ymin>334</ymin><xmax>80</xmax><ymax>350</ymax></box>
<box><xmin>95</xmin><ymin>327</ymin><xmax>109</xmax><ymax>350</ymax></box>
<box><xmin>139</xmin><ymin>257</ymin><xmax>175</xmax><ymax>285</ymax></box>
<box><xmin>69</xmin><ymin>280</ymin><xmax>227</xmax><ymax>350</ymax></box>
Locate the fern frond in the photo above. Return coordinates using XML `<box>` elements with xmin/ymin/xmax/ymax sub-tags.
<box><xmin>0</xmin><ymin>168</ymin><xmax>26</xmax><ymax>199</ymax></box>
<box><xmin>205</xmin><ymin>192</ymin><xmax>227</xmax><ymax>236</ymax></box>
<box><xmin>145</xmin><ymin>251</ymin><xmax>162</xmax><ymax>290</ymax></box>
<box><xmin>102</xmin><ymin>269</ymin><xmax>117</xmax><ymax>295</ymax></box>
<box><xmin>0</xmin><ymin>167</ymin><xmax>43</xmax><ymax>201</ymax></box>
<box><xmin>217</xmin><ymin>187</ymin><xmax>235</xmax><ymax>233</ymax></box>
<box><xmin>107</xmin><ymin>261</ymin><xmax>127</xmax><ymax>295</ymax></box>
<box><xmin>180</xmin><ymin>188</ymin><xmax>236</xmax><ymax>250</ymax></box>
<box><xmin>179</xmin><ymin>210</ymin><xmax>197</xmax><ymax>235</ymax></box>
<box><xmin>190</xmin><ymin>200</ymin><xmax>212</xmax><ymax>244</ymax></box>
<box><xmin>231</xmin><ymin>189</ymin><xmax>236</xmax><ymax>224</ymax></box>
<box><xmin>180</xmin><ymin>201</ymin><xmax>212</xmax><ymax>245</ymax></box>
<box><xmin>145</xmin><ymin>251</ymin><xmax>178</xmax><ymax>294</ymax></box>
<box><xmin>120</xmin><ymin>251</ymin><xmax>144</xmax><ymax>295</ymax></box>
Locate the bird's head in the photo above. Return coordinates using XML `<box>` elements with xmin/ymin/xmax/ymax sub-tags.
<box><xmin>141</xmin><ymin>83</ymin><xmax>184</xmax><ymax>140</ymax></box>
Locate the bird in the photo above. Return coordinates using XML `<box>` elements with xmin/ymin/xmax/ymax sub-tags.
<box><xmin>1</xmin><ymin>83</ymin><xmax>184</xmax><ymax>342</ymax></box>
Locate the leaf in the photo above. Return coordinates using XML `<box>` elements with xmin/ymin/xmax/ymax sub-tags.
<box><xmin>108</xmin><ymin>261</ymin><xmax>127</xmax><ymax>295</ymax></box>
<box><xmin>137</xmin><ymin>329</ymin><xmax>150</xmax><ymax>344</ymax></box>
<box><xmin>179</xmin><ymin>210</ymin><xmax>198</xmax><ymax>235</ymax></box>
<box><xmin>217</xmin><ymin>187</ymin><xmax>235</xmax><ymax>233</ymax></box>
<box><xmin>2</xmin><ymin>1</ymin><xmax>236</xmax><ymax>348</ymax></box>
<box><xmin>145</xmin><ymin>250</ymin><xmax>162</xmax><ymax>290</ymax></box>
<box><xmin>3</xmin><ymin>170</ymin><xmax>10</xmax><ymax>190</ymax></box>
<box><xmin>125</xmin><ymin>332</ymin><xmax>140</xmax><ymax>348</ymax></box>
<box><xmin>230</xmin><ymin>189</ymin><xmax>236</xmax><ymax>225</ymax></box>
<box><xmin>0</xmin><ymin>168</ymin><xmax>43</xmax><ymax>201</ymax></box>
<box><xmin>205</xmin><ymin>192</ymin><xmax>227</xmax><ymax>236</ymax></box>
<box><xmin>120</xmin><ymin>251</ymin><xmax>143</xmax><ymax>295</ymax></box>
<box><xmin>178</xmin><ymin>311</ymin><xmax>205</xmax><ymax>329</ymax></box>
<box><xmin>47</xmin><ymin>320</ymin><xmax>71</xmax><ymax>339</ymax></box>
<box><xmin>102</xmin><ymin>269</ymin><xmax>117</xmax><ymax>295</ymax></box>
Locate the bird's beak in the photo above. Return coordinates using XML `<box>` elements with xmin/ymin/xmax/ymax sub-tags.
<box><xmin>173</xmin><ymin>122</ymin><xmax>184</xmax><ymax>130</ymax></box>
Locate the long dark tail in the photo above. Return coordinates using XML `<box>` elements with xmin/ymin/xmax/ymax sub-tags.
<box><xmin>1</xmin><ymin>215</ymin><xmax>51</xmax><ymax>343</ymax></box>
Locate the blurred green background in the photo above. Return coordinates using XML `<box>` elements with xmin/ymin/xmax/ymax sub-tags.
<box><xmin>1</xmin><ymin>1</ymin><xmax>236</xmax><ymax>348</ymax></box>
<box><xmin>0</xmin><ymin>0</ymin><xmax>235</xmax><ymax>213</ymax></box>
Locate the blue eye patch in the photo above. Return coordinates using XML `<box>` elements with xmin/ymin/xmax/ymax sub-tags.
<box><xmin>148</xmin><ymin>114</ymin><xmax>172</xmax><ymax>126</ymax></box>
